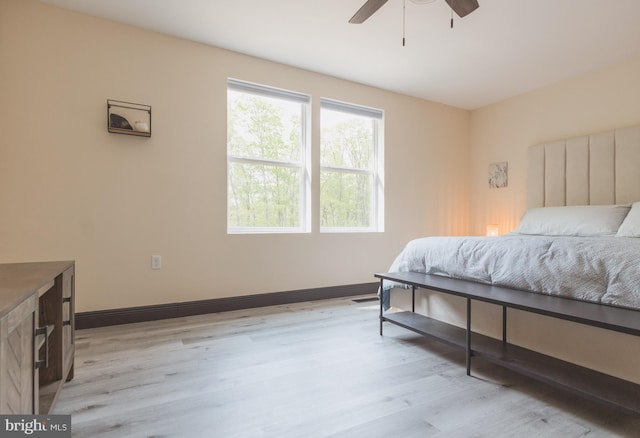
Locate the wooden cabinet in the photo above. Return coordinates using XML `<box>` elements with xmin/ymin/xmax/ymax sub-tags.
<box><xmin>0</xmin><ymin>261</ymin><xmax>75</xmax><ymax>414</ymax></box>
<box><xmin>0</xmin><ymin>293</ymin><xmax>36</xmax><ymax>413</ymax></box>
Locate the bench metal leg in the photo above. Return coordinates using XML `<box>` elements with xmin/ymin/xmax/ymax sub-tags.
<box><xmin>379</xmin><ymin>278</ymin><xmax>384</xmax><ymax>336</ymax></box>
<box><xmin>466</xmin><ymin>297</ymin><xmax>471</xmax><ymax>376</ymax></box>
<box><xmin>412</xmin><ymin>285</ymin><xmax>415</xmax><ymax>313</ymax></box>
<box><xmin>502</xmin><ymin>305</ymin><xmax>507</xmax><ymax>345</ymax></box>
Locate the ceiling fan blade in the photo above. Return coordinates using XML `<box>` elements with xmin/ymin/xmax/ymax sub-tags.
<box><xmin>349</xmin><ymin>0</ymin><xmax>390</xmax><ymax>24</ymax></box>
<box><xmin>445</xmin><ymin>0</ymin><xmax>479</xmax><ymax>18</ymax></box>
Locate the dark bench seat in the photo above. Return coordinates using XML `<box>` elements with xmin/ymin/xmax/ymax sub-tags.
<box><xmin>375</xmin><ymin>271</ymin><xmax>640</xmax><ymax>415</ymax></box>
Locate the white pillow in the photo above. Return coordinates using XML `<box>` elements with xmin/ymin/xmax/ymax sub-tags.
<box><xmin>513</xmin><ymin>205</ymin><xmax>630</xmax><ymax>237</ymax></box>
<box><xmin>616</xmin><ymin>202</ymin><xmax>640</xmax><ymax>237</ymax></box>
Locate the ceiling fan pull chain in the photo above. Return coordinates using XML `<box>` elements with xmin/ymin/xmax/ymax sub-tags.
<box><xmin>450</xmin><ymin>8</ymin><xmax>454</xmax><ymax>29</ymax></box>
<box><xmin>402</xmin><ymin>0</ymin><xmax>406</xmax><ymax>46</ymax></box>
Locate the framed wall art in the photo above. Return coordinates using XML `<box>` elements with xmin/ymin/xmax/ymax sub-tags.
<box><xmin>107</xmin><ymin>99</ymin><xmax>151</xmax><ymax>137</ymax></box>
<box><xmin>488</xmin><ymin>161</ymin><xmax>508</xmax><ymax>189</ymax></box>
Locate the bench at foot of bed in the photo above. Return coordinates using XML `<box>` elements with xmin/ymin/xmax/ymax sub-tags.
<box><xmin>376</xmin><ymin>271</ymin><xmax>640</xmax><ymax>415</ymax></box>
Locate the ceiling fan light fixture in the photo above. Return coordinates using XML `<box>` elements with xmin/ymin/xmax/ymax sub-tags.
<box><xmin>349</xmin><ymin>0</ymin><xmax>478</xmax><ymax>24</ymax></box>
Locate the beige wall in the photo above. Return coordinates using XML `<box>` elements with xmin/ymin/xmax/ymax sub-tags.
<box><xmin>0</xmin><ymin>0</ymin><xmax>470</xmax><ymax>312</ymax></box>
<box><xmin>469</xmin><ymin>55</ymin><xmax>640</xmax><ymax>235</ymax></box>
<box><xmin>463</xmin><ymin>56</ymin><xmax>640</xmax><ymax>384</ymax></box>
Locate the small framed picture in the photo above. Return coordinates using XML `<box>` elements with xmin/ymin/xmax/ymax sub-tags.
<box><xmin>488</xmin><ymin>161</ymin><xmax>508</xmax><ymax>188</ymax></box>
<box><xmin>107</xmin><ymin>100</ymin><xmax>151</xmax><ymax>137</ymax></box>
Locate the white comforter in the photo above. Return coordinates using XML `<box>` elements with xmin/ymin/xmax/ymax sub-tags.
<box><xmin>385</xmin><ymin>234</ymin><xmax>640</xmax><ymax>309</ymax></box>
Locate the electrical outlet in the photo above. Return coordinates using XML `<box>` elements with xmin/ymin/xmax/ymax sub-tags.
<box><xmin>151</xmin><ymin>255</ymin><xmax>162</xmax><ymax>270</ymax></box>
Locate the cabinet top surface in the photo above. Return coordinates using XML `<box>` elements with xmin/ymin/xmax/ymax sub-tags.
<box><xmin>0</xmin><ymin>261</ymin><xmax>74</xmax><ymax>318</ymax></box>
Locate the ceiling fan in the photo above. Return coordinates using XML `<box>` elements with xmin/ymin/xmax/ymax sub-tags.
<box><xmin>349</xmin><ymin>0</ymin><xmax>479</xmax><ymax>24</ymax></box>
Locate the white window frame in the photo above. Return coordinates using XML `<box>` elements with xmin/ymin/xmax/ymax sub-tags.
<box><xmin>227</xmin><ymin>79</ymin><xmax>311</xmax><ymax>234</ymax></box>
<box><xmin>319</xmin><ymin>98</ymin><xmax>384</xmax><ymax>233</ymax></box>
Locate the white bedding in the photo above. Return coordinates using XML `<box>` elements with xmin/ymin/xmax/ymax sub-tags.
<box><xmin>384</xmin><ymin>234</ymin><xmax>640</xmax><ymax>310</ymax></box>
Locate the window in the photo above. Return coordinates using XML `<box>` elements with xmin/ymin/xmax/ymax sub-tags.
<box><xmin>227</xmin><ymin>79</ymin><xmax>310</xmax><ymax>233</ymax></box>
<box><xmin>320</xmin><ymin>99</ymin><xmax>384</xmax><ymax>232</ymax></box>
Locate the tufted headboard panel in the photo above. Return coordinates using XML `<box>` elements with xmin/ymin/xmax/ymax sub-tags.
<box><xmin>528</xmin><ymin>125</ymin><xmax>640</xmax><ymax>208</ymax></box>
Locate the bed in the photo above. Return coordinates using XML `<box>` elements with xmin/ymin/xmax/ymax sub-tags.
<box><xmin>382</xmin><ymin>206</ymin><xmax>640</xmax><ymax>309</ymax></box>
<box><xmin>377</xmin><ymin>124</ymin><xmax>640</xmax><ymax>414</ymax></box>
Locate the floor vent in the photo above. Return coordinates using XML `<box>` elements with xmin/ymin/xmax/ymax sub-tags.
<box><xmin>352</xmin><ymin>297</ymin><xmax>379</xmax><ymax>303</ymax></box>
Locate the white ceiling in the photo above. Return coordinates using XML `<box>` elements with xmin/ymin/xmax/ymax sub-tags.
<box><xmin>40</xmin><ymin>0</ymin><xmax>640</xmax><ymax>109</ymax></box>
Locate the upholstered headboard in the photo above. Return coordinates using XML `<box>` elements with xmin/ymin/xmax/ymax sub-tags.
<box><xmin>528</xmin><ymin>125</ymin><xmax>640</xmax><ymax>208</ymax></box>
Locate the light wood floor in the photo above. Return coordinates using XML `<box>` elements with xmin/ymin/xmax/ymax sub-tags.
<box><xmin>55</xmin><ymin>296</ymin><xmax>640</xmax><ymax>437</ymax></box>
